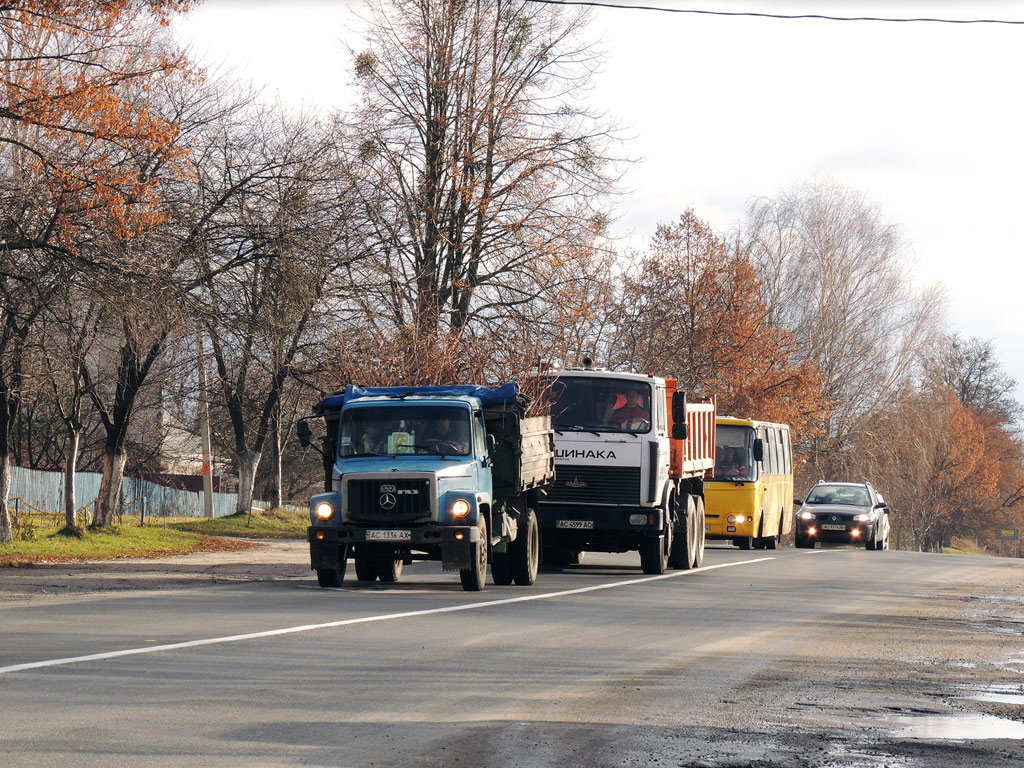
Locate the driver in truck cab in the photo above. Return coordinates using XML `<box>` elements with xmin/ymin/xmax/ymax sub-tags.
<box><xmin>423</xmin><ymin>416</ymin><xmax>470</xmax><ymax>455</ymax></box>
<box><xmin>611</xmin><ymin>389</ymin><xmax>649</xmax><ymax>426</ymax></box>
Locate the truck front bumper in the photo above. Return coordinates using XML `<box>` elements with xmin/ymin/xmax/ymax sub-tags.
<box><xmin>307</xmin><ymin>523</ymin><xmax>480</xmax><ymax>571</ymax></box>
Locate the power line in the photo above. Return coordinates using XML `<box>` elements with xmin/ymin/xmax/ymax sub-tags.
<box><xmin>523</xmin><ymin>0</ymin><xmax>1024</xmax><ymax>25</ymax></box>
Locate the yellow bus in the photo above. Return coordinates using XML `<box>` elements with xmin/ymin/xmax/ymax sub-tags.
<box><xmin>704</xmin><ymin>416</ymin><xmax>793</xmax><ymax>550</ymax></box>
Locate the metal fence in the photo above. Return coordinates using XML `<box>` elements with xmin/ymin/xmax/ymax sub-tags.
<box><xmin>9</xmin><ymin>465</ymin><xmax>284</xmax><ymax>521</ymax></box>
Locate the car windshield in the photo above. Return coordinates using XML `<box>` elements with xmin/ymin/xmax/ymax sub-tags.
<box><xmin>713</xmin><ymin>424</ymin><xmax>756</xmax><ymax>481</ymax></box>
<box><xmin>340</xmin><ymin>404</ymin><xmax>472</xmax><ymax>457</ymax></box>
<box><xmin>546</xmin><ymin>376</ymin><xmax>652</xmax><ymax>434</ymax></box>
<box><xmin>806</xmin><ymin>484</ymin><xmax>870</xmax><ymax>506</ymax></box>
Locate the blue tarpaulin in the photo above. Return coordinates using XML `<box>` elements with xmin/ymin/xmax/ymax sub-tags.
<box><xmin>322</xmin><ymin>382</ymin><xmax>519</xmax><ymax>410</ymax></box>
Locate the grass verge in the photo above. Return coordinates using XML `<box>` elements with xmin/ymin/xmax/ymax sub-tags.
<box><xmin>0</xmin><ymin>520</ymin><xmax>255</xmax><ymax>566</ymax></box>
<box><xmin>0</xmin><ymin>506</ymin><xmax>307</xmax><ymax>566</ymax></box>
<box><xmin>170</xmin><ymin>507</ymin><xmax>307</xmax><ymax>539</ymax></box>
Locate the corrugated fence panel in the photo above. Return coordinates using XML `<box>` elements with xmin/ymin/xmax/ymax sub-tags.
<box><xmin>9</xmin><ymin>465</ymin><xmax>268</xmax><ymax>519</ymax></box>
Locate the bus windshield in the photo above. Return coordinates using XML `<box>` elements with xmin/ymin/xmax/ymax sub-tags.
<box><xmin>547</xmin><ymin>377</ymin><xmax>652</xmax><ymax>434</ymax></box>
<box><xmin>340</xmin><ymin>404</ymin><xmax>472</xmax><ymax>457</ymax></box>
<box><xmin>714</xmin><ymin>424</ymin><xmax>756</xmax><ymax>481</ymax></box>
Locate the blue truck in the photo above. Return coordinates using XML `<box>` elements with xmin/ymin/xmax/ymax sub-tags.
<box><xmin>299</xmin><ymin>384</ymin><xmax>554</xmax><ymax>591</ymax></box>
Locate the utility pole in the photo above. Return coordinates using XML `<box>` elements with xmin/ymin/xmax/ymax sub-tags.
<box><xmin>197</xmin><ymin>332</ymin><xmax>215</xmax><ymax>519</ymax></box>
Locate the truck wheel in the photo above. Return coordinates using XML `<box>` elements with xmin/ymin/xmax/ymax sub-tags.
<box><xmin>355</xmin><ymin>555</ymin><xmax>378</xmax><ymax>583</ymax></box>
<box><xmin>460</xmin><ymin>516</ymin><xmax>488</xmax><ymax>591</ymax></box>
<box><xmin>641</xmin><ymin>511</ymin><xmax>671</xmax><ymax>575</ymax></box>
<box><xmin>692</xmin><ymin>496</ymin><xmax>705</xmax><ymax>568</ymax></box>
<box><xmin>668</xmin><ymin>495</ymin><xmax>691</xmax><ymax>570</ymax></box>
<box><xmin>377</xmin><ymin>557</ymin><xmax>403</xmax><ymax>583</ymax></box>
<box><xmin>315</xmin><ymin>546</ymin><xmax>348</xmax><ymax>587</ymax></box>
<box><xmin>511</xmin><ymin>508</ymin><xmax>540</xmax><ymax>586</ymax></box>
<box><xmin>316</xmin><ymin>565</ymin><xmax>344</xmax><ymax>588</ymax></box>
<box><xmin>491</xmin><ymin>550</ymin><xmax>513</xmax><ymax>585</ymax></box>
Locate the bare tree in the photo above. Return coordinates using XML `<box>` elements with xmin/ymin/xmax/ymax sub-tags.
<box><xmin>346</xmin><ymin>0</ymin><xmax>620</xmax><ymax>381</ymax></box>
<box><xmin>742</xmin><ymin>179</ymin><xmax>945</xmax><ymax>475</ymax></box>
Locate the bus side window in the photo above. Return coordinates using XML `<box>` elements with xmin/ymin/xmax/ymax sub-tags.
<box><xmin>766</xmin><ymin>427</ymin><xmax>777</xmax><ymax>476</ymax></box>
<box><xmin>782</xmin><ymin>428</ymin><xmax>792</xmax><ymax>474</ymax></box>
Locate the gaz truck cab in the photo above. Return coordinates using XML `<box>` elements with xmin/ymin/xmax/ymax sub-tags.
<box><xmin>301</xmin><ymin>384</ymin><xmax>554</xmax><ymax>591</ymax></box>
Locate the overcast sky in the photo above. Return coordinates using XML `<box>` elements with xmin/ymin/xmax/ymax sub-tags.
<box><xmin>175</xmin><ymin>0</ymin><xmax>1024</xmax><ymax>397</ymax></box>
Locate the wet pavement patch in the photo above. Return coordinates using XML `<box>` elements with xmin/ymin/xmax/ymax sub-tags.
<box><xmin>888</xmin><ymin>713</ymin><xmax>1024</xmax><ymax>740</ymax></box>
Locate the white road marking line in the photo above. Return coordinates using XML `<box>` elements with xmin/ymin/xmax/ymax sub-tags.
<box><xmin>0</xmin><ymin>557</ymin><xmax>775</xmax><ymax>675</ymax></box>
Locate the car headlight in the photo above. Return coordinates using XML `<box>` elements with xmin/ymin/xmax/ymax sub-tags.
<box><xmin>800</xmin><ymin>510</ymin><xmax>815</xmax><ymax>520</ymax></box>
<box><xmin>451</xmin><ymin>499</ymin><xmax>471</xmax><ymax>518</ymax></box>
<box><xmin>854</xmin><ymin>513</ymin><xmax>872</xmax><ymax>521</ymax></box>
<box><xmin>315</xmin><ymin>501</ymin><xmax>334</xmax><ymax>521</ymax></box>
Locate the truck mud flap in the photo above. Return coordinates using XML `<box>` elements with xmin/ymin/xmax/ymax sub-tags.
<box><xmin>309</xmin><ymin>540</ymin><xmax>346</xmax><ymax>572</ymax></box>
<box><xmin>440</xmin><ymin>525</ymin><xmax>481</xmax><ymax>571</ymax></box>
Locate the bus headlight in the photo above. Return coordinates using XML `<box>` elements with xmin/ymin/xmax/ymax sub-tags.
<box><xmin>315</xmin><ymin>502</ymin><xmax>334</xmax><ymax>521</ymax></box>
<box><xmin>451</xmin><ymin>499</ymin><xmax>471</xmax><ymax>518</ymax></box>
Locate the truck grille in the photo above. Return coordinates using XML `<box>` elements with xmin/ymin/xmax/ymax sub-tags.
<box><xmin>346</xmin><ymin>478</ymin><xmax>432</xmax><ymax>522</ymax></box>
<box><xmin>545</xmin><ymin>465</ymin><xmax>641</xmax><ymax>506</ymax></box>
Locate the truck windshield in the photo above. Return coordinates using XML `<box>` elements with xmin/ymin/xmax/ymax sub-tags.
<box><xmin>547</xmin><ymin>377</ymin><xmax>652</xmax><ymax>434</ymax></box>
<box><xmin>713</xmin><ymin>424</ymin><xmax>756</xmax><ymax>481</ymax></box>
<box><xmin>340</xmin><ymin>405</ymin><xmax>473</xmax><ymax>457</ymax></box>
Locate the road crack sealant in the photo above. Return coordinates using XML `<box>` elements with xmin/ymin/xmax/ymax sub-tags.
<box><xmin>0</xmin><ymin>556</ymin><xmax>776</xmax><ymax>675</ymax></box>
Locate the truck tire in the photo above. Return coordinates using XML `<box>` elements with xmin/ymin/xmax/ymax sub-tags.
<box><xmin>667</xmin><ymin>495</ymin><xmax>689</xmax><ymax>569</ymax></box>
<box><xmin>377</xmin><ymin>557</ymin><xmax>403</xmax><ymax>583</ymax></box>
<box><xmin>355</xmin><ymin>555</ymin><xmax>378</xmax><ymax>583</ymax></box>
<box><xmin>641</xmin><ymin>512</ymin><xmax>671</xmax><ymax>575</ymax></box>
<box><xmin>316</xmin><ymin>564</ymin><xmax>345</xmax><ymax>588</ymax></box>
<box><xmin>491</xmin><ymin>550</ymin><xmax>513</xmax><ymax>585</ymax></box>
<box><xmin>460</xmin><ymin>516</ymin><xmax>488</xmax><ymax>591</ymax></box>
<box><xmin>511</xmin><ymin>508</ymin><xmax>540</xmax><ymax>586</ymax></box>
<box><xmin>315</xmin><ymin>545</ymin><xmax>348</xmax><ymax>587</ymax></box>
<box><xmin>692</xmin><ymin>496</ymin><xmax>705</xmax><ymax>568</ymax></box>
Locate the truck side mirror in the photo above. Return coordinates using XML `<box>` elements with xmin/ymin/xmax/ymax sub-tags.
<box><xmin>297</xmin><ymin>419</ymin><xmax>312</xmax><ymax>448</ymax></box>
<box><xmin>672</xmin><ymin>390</ymin><xmax>687</xmax><ymax>423</ymax></box>
<box><xmin>487</xmin><ymin>434</ymin><xmax>496</xmax><ymax>454</ymax></box>
<box><xmin>671</xmin><ymin>391</ymin><xmax>687</xmax><ymax>439</ymax></box>
<box><xmin>752</xmin><ymin>438</ymin><xmax>764</xmax><ymax>462</ymax></box>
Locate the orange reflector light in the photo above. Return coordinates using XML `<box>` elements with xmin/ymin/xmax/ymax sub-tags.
<box><xmin>455</xmin><ymin>532</ymin><xmax>465</xmax><ymax>540</ymax></box>
<box><xmin>316</xmin><ymin>531</ymin><xmax>325</xmax><ymax>540</ymax></box>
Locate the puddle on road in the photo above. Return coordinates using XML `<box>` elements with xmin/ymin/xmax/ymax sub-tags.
<box><xmin>959</xmin><ymin>684</ymin><xmax>1024</xmax><ymax>706</ymax></box>
<box><xmin>890</xmin><ymin>713</ymin><xmax>1024</xmax><ymax>740</ymax></box>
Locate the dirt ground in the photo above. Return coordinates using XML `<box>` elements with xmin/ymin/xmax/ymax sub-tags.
<box><xmin>0</xmin><ymin>538</ymin><xmax>311</xmax><ymax>600</ymax></box>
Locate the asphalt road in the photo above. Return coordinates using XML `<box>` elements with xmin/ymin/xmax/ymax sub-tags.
<box><xmin>2</xmin><ymin>544</ymin><xmax>1023</xmax><ymax>767</ymax></box>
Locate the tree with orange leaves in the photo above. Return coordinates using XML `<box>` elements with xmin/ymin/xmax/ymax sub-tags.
<box><xmin>610</xmin><ymin>210</ymin><xmax>824</xmax><ymax>438</ymax></box>
<box><xmin>0</xmin><ymin>1</ymin><xmax>196</xmax><ymax>542</ymax></box>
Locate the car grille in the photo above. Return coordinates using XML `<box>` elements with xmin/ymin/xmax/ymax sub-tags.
<box><xmin>545</xmin><ymin>465</ymin><xmax>641</xmax><ymax>506</ymax></box>
<box><xmin>346</xmin><ymin>478</ymin><xmax>431</xmax><ymax>522</ymax></box>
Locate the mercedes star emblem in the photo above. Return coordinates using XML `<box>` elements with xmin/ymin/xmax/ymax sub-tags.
<box><xmin>379</xmin><ymin>492</ymin><xmax>397</xmax><ymax>510</ymax></box>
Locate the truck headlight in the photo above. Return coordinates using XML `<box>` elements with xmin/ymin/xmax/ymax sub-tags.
<box><xmin>451</xmin><ymin>499</ymin><xmax>471</xmax><ymax>518</ymax></box>
<box><xmin>315</xmin><ymin>502</ymin><xmax>335</xmax><ymax>521</ymax></box>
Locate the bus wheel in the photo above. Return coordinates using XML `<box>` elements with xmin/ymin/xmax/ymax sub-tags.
<box><xmin>736</xmin><ymin>536</ymin><xmax>753</xmax><ymax>550</ymax></box>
